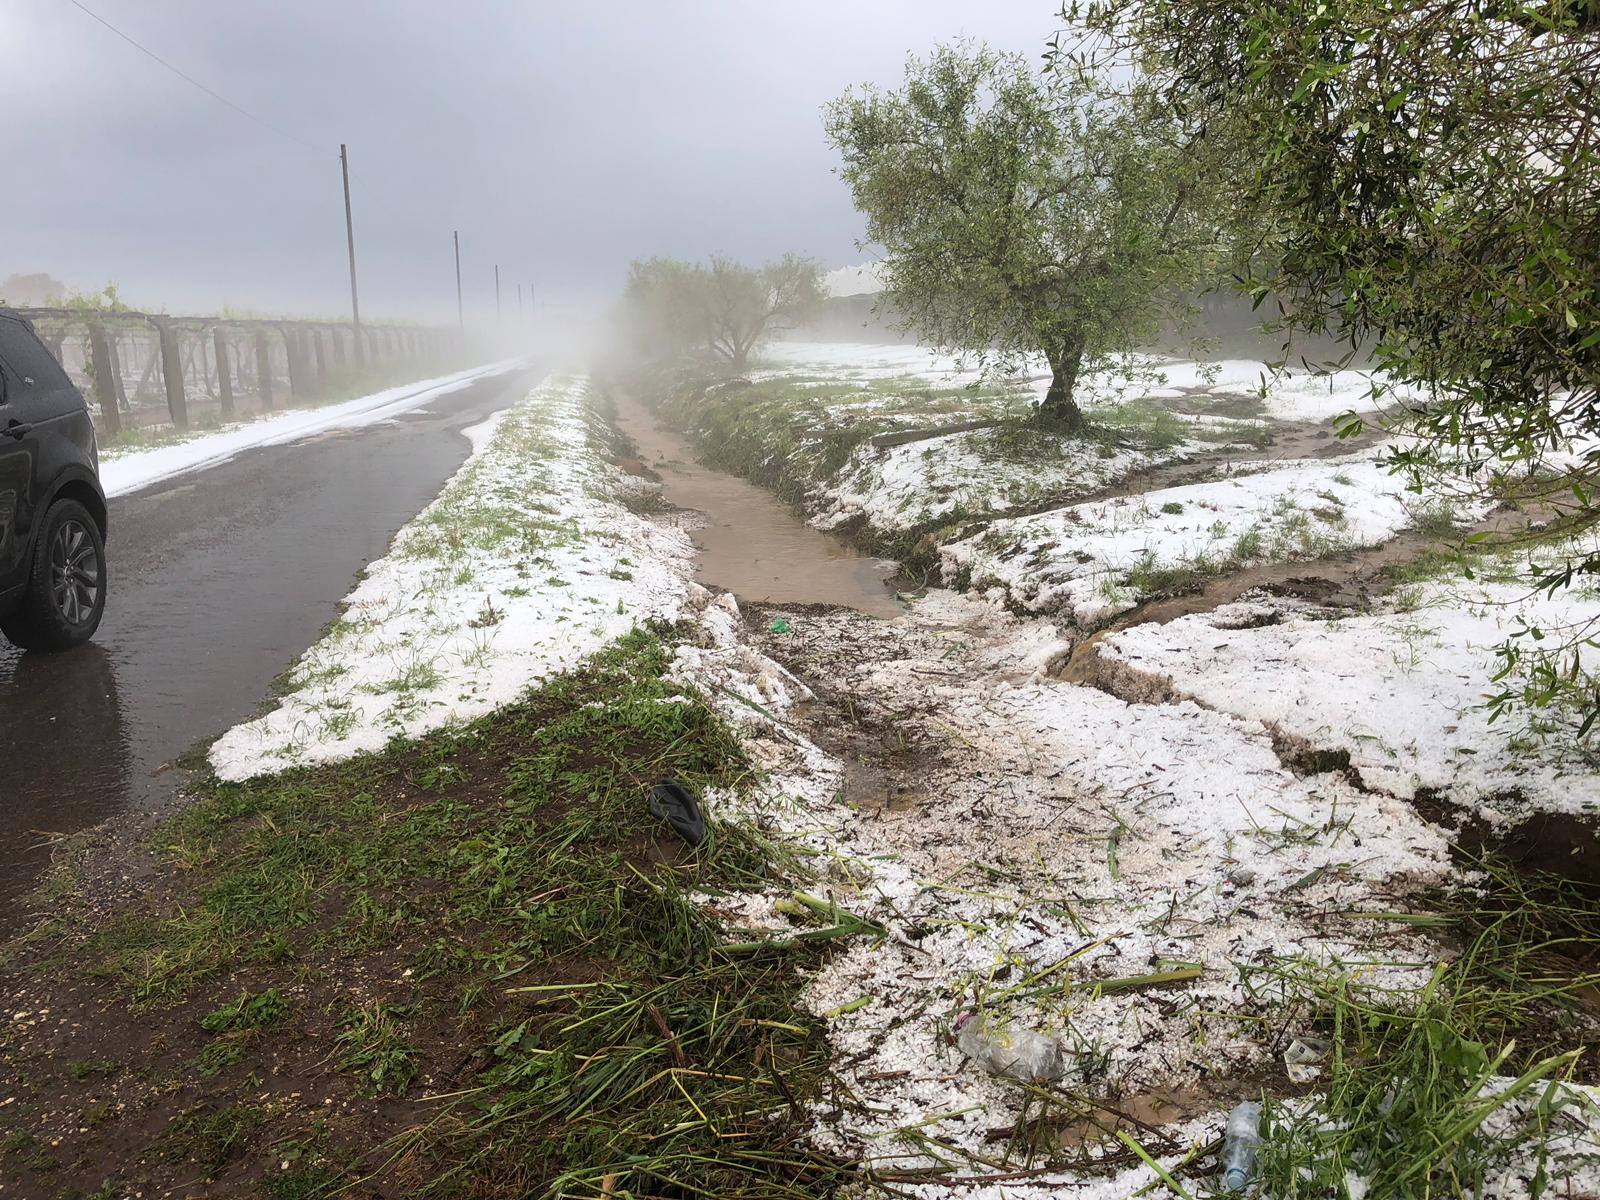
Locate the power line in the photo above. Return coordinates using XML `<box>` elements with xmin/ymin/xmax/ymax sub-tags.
<box><xmin>65</xmin><ymin>0</ymin><xmax>324</xmax><ymax>156</ymax></box>
<box><xmin>66</xmin><ymin>0</ymin><xmax>477</xmax><ymax>322</ymax></box>
<box><xmin>65</xmin><ymin>3</ymin><xmax>422</xmax><ymax>249</ymax></box>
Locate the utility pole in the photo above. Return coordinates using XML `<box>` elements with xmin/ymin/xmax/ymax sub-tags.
<box><xmin>453</xmin><ymin>230</ymin><xmax>463</xmax><ymax>330</ymax></box>
<box><xmin>340</xmin><ymin>144</ymin><xmax>365</xmax><ymax>367</ymax></box>
<box><xmin>494</xmin><ymin>264</ymin><xmax>501</xmax><ymax>318</ymax></box>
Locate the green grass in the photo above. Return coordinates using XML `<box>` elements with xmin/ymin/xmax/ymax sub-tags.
<box><xmin>1</xmin><ymin>629</ymin><xmax>858</xmax><ymax>1198</ymax></box>
<box><xmin>646</xmin><ymin>363</ymin><xmax>1028</xmax><ymax>510</ymax></box>
<box><xmin>635</xmin><ymin>363</ymin><xmax>1262</xmax><ymax>565</ymax></box>
<box><xmin>1244</xmin><ymin>858</ymin><xmax>1600</xmax><ymax>1198</ymax></box>
<box><xmin>334</xmin><ymin>1002</ymin><xmax>419</xmax><ymax>1096</ymax></box>
<box><xmin>202</xmin><ymin>987</ymin><xmax>290</xmax><ymax>1033</ymax></box>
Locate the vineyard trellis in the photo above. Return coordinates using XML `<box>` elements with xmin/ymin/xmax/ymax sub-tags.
<box><xmin>2</xmin><ymin>308</ymin><xmax>464</xmax><ymax>438</ymax></box>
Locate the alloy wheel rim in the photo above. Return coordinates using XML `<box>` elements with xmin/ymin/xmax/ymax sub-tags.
<box><xmin>50</xmin><ymin>519</ymin><xmax>100</xmax><ymax>626</ymax></box>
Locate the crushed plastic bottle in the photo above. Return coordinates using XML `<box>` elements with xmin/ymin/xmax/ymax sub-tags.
<box><xmin>953</xmin><ymin>1011</ymin><xmax>1067</xmax><ymax>1083</ymax></box>
<box><xmin>1220</xmin><ymin>1100</ymin><xmax>1263</xmax><ymax>1191</ymax></box>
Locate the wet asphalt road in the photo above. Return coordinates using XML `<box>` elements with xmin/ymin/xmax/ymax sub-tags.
<box><xmin>0</xmin><ymin>368</ymin><xmax>539</xmax><ymax>926</ymax></box>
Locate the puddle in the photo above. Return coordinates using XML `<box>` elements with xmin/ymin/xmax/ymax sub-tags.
<box><xmin>609</xmin><ymin>391</ymin><xmax>903</xmax><ymax>619</ymax></box>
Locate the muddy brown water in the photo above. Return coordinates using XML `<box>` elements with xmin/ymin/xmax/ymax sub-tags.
<box><xmin>609</xmin><ymin>391</ymin><xmax>903</xmax><ymax>619</ymax></box>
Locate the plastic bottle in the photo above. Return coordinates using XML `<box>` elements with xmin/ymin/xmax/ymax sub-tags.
<box><xmin>1220</xmin><ymin>1100</ymin><xmax>1263</xmax><ymax>1191</ymax></box>
<box><xmin>953</xmin><ymin>1011</ymin><xmax>1067</xmax><ymax>1083</ymax></box>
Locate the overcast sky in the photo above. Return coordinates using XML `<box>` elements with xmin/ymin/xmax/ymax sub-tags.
<box><xmin>3</xmin><ymin>1</ymin><xmax>1061</xmax><ymax>323</ymax></box>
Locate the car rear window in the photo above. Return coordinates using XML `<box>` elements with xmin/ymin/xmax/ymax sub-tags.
<box><xmin>0</xmin><ymin>320</ymin><xmax>71</xmax><ymax>393</ymax></box>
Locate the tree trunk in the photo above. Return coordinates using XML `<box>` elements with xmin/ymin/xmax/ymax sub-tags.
<box><xmin>1038</xmin><ymin>336</ymin><xmax>1087</xmax><ymax>430</ymax></box>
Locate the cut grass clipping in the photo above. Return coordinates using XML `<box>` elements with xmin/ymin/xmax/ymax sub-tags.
<box><xmin>1</xmin><ymin>628</ymin><xmax>861</xmax><ymax>1198</ymax></box>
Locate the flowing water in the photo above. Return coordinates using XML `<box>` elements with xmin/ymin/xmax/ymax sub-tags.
<box><xmin>608</xmin><ymin>391</ymin><xmax>903</xmax><ymax>619</ymax></box>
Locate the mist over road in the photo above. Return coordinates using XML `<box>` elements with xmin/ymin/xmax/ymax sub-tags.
<box><xmin>0</xmin><ymin>368</ymin><xmax>539</xmax><ymax>926</ymax></box>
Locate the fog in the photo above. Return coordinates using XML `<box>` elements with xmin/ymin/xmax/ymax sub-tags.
<box><xmin>3</xmin><ymin>1</ymin><xmax>1059</xmax><ymax>322</ymax></box>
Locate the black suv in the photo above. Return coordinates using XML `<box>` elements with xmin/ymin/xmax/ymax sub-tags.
<box><xmin>0</xmin><ymin>312</ymin><xmax>108</xmax><ymax>651</ymax></box>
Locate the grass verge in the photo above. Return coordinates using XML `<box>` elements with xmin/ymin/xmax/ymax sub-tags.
<box><xmin>630</xmin><ymin>361</ymin><xmax>1262</xmax><ymax>579</ymax></box>
<box><xmin>0</xmin><ymin>628</ymin><xmax>856</xmax><ymax>1198</ymax></box>
<box><xmin>1244</xmin><ymin>857</ymin><xmax>1600</xmax><ymax>1198</ymax></box>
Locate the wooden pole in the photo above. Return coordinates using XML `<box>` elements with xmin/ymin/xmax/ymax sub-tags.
<box><xmin>155</xmin><ymin>319</ymin><xmax>189</xmax><ymax>430</ymax></box>
<box><xmin>87</xmin><ymin>323</ymin><xmax>121</xmax><ymax>436</ymax></box>
<box><xmin>341</xmin><ymin>144</ymin><xmax>365</xmax><ymax>368</ymax></box>
<box><xmin>283</xmin><ymin>327</ymin><xmax>305</xmax><ymax>399</ymax></box>
<box><xmin>213</xmin><ymin>328</ymin><xmax>234</xmax><ymax>418</ymax></box>
<box><xmin>311</xmin><ymin>326</ymin><xmax>327</xmax><ymax>392</ymax></box>
<box><xmin>255</xmin><ymin>330</ymin><xmax>274</xmax><ymax>411</ymax></box>
<box><xmin>454</xmin><ymin>230</ymin><xmax>463</xmax><ymax>330</ymax></box>
<box><xmin>110</xmin><ymin>333</ymin><xmax>128</xmax><ymax>413</ymax></box>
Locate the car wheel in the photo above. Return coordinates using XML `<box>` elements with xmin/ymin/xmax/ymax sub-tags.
<box><xmin>0</xmin><ymin>499</ymin><xmax>107</xmax><ymax>652</ymax></box>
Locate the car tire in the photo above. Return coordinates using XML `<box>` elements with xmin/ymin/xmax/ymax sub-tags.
<box><xmin>0</xmin><ymin>498</ymin><xmax>107</xmax><ymax>652</ymax></box>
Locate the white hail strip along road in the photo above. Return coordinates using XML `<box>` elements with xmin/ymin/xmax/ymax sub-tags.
<box><xmin>99</xmin><ymin>358</ymin><xmax>529</xmax><ymax>498</ymax></box>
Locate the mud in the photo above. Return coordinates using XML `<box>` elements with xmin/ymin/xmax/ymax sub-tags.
<box><xmin>1411</xmin><ymin>788</ymin><xmax>1600</xmax><ymax>890</ymax></box>
<box><xmin>993</xmin><ymin>412</ymin><xmax>1393</xmax><ymax>532</ymax></box>
<box><xmin>608</xmin><ymin>389</ymin><xmax>903</xmax><ymax>618</ymax></box>
<box><xmin>1057</xmin><ymin>503</ymin><xmax>1536</xmax><ymax>685</ymax></box>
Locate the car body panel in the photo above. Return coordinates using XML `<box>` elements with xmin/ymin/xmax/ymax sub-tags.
<box><xmin>0</xmin><ymin>314</ymin><xmax>106</xmax><ymax>616</ymax></box>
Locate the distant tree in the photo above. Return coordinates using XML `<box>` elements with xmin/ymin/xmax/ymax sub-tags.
<box><xmin>1071</xmin><ymin>0</ymin><xmax>1600</xmax><ymax>727</ymax></box>
<box><xmin>699</xmin><ymin>256</ymin><xmax>824</xmax><ymax>371</ymax></box>
<box><xmin>623</xmin><ymin>255</ymin><xmax>823</xmax><ymax>371</ymax></box>
<box><xmin>824</xmin><ymin>44</ymin><xmax>1241</xmax><ymax>428</ymax></box>
<box><xmin>622</xmin><ymin>258</ymin><xmax>706</xmax><ymax>360</ymax></box>
<box><xmin>0</xmin><ymin>272</ymin><xmax>67</xmax><ymax>307</ymax></box>
<box><xmin>62</xmin><ymin>282</ymin><xmax>130</xmax><ymax>313</ymax></box>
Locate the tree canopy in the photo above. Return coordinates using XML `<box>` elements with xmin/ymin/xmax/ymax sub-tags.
<box><xmin>824</xmin><ymin>44</ymin><xmax>1242</xmax><ymax>427</ymax></box>
<box><xmin>0</xmin><ymin>273</ymin><xmax>67</xmax><ymax>308</ymax></box>
<box><xmin>622</xmin><ymin>255</ymin><xmax>823</xmax><ymax>371</ymax></box>
<box><xmin>1070</xmin><ymin>0</ymin><xmax>1600</xmax><ymax>725</ymax></box>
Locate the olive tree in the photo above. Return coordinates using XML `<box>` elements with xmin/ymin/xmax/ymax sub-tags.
<box><xmin>622</xmin><ymin>255</ymin><xmax>823</xmax><ymax>371</ymax></box>
<box><xmin>1071</xmin><ymin>0</ymin><xmax>1600</xmax><ymax>727</ymax></box>
<box><xmin>823</xmin><ymin>44</ymin><xmax>1238</xmax><ymax>428</ymax></box>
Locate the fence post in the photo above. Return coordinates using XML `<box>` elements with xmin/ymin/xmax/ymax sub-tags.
<box><xmin>255</xmin><ymin>330</ymin><xmax>274</xmax><ymax>411</ymax></box>
<box><xmin>214</xmin><ymin>328</ymin><xmax>234</xmax><ymax>418</ymax></box>
<box><xmin>110</xmin><ymin>333</ymin><xmax>128</xmax><ymax>412</ymax></box>
<box><xmin>283</xmin><ymin>326</ymin><xmax>305</xmax><ymax>399</ymax></box>
<box><xmin>154</xmin><ymin>318</ymin><xmax>189</xmax><ymax>430</ymax></box>
<box><xmin>87</xmin><ymin>323</ymin><xmax>121</xmax><ymax>436</ymax></box>
<box><xmin>311</xmin><ymin>327</ymin><xmax>327</xmax><ymax>392</ymax></box>
<box><xmin>332</xmin><ymin>327</ymin><xmax>347</xmax><ymax>370</ymax></box>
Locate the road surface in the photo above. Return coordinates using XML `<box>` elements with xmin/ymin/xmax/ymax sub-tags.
<box><xmin>0</xmin><ymin>368</ymin><xmax>539</xmax><ymax>927</ymax></box>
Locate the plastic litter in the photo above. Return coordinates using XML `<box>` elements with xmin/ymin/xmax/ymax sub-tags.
<box><xmin>1284</xmin><ymin>1036</ymin><xmax>1331</xmax><ymax>1084</ymax></box>
<box><xmin>1219</xmin><ymin>1099</ymin><xmax>1263</xmax><ymax>1191</ymax></box>
<box><xmin>769</xmin><ymin>617</ymin><xmax>793</xmax><ymax>635</ymax></box>
<box><xmin>953</xmin><ymin>1011</ymin><xmax>1067</xmax><ymax>1083</ymax></box>
<box><xmin>648</xmin><ymin>778</ymin><xmax>707</xmax><ymax>845</ymax></box>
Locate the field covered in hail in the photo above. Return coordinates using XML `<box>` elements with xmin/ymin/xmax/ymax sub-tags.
<box><xmin>7</xmin><ymin>354</ymin><xmax>1600</xmax><ymax>1200</ymax></box>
